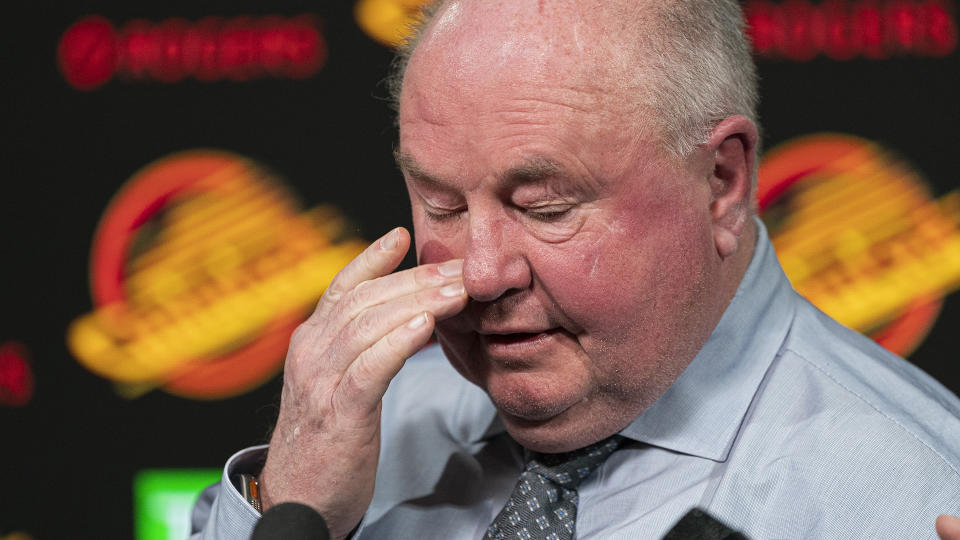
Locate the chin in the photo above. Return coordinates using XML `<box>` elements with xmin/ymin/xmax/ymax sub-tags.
<box><xmin>499</xmin><ymin>406</ymin><xmax>616</xmax><ymax>453</ymax></box>
<box><xmin>437</xmin><ymin>335</ymin><xmax>627</xmax><ymax>452</ymax></box>
<box><xmin>466</xmin><ymin>384</ymin><xmax>627</xmax><ymax>453</ymax></box>
<box><xmin>489</xmin><ymin>369</ymin><xmax>576</xmax><ymax>412</ymax></box>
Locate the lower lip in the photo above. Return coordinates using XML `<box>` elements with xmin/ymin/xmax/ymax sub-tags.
<box><xmin>480</xmin><ymin>329</ymin><xmax>564</xmax><ymax>355</ymax></box>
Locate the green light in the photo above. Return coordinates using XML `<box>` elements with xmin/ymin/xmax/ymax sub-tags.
<box><xmin>134</xmin><ymin>468</ymin><xmax>221</xmax><ymax>540</ymax></box>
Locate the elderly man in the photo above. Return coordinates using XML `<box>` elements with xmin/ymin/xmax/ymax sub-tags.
<box><xmin>192</xmin><ymin>0</ymin><xmax>960</xmax><ymax>538</ymax></box>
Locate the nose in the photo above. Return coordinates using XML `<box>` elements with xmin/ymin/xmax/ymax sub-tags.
<box><xmin>462</xmin><ymin>212</ymin><xmax>531</xmax><ymax>302</ymax></box>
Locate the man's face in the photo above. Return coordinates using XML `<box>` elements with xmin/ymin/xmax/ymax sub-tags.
<box><xmin>397</xmin><ymin>2</ymin><xmax>726</xmax><ymax>452</ymax></box>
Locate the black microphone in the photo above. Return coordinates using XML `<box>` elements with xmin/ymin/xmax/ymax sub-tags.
<box><xmin>250</xmin><ymin>502</ymin><xmax>331</xmax><ymax>540</ymax></box>
<box><xmin>662</xmin><ymin>508</ymin><xmax>749</xmax><ymax>540</ymax></box>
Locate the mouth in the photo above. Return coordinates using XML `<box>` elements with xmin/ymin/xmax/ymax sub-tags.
<box><xmin>478</xmin><ymin>328</ymin><xmax>565</xmax><ymax>355</ymax></box>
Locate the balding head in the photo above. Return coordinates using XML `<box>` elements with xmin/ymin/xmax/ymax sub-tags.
<box><xmin>390</xmin><ymin>0</ymin><xmax>759</xmax><ymax>159</ymax></box>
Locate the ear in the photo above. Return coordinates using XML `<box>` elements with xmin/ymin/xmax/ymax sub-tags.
<box><xmin>704</xmin><ymin>115</ymin><xmax>758</xmax><ymax>259</ymax></box>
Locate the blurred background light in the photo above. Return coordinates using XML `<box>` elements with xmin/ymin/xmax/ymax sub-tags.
<box><xmin>759</xmin><ymin>134</ymin><xmax>960</xmax><ymax>356</ymax></box>
<box><xmin>355</xmin><ymin>0</ymin><xmax>432</xmax><ymax>48</ymax></box>
<box><xmin>58</xmin><ymin>14</ymin><xmax>327</xmax><ymax>90</ymax></box>
<box><xmin>66</xmin><ymin>150</ymin><xmax>365</xmax><ymax>400</ymax></box>
<box><xmin>134</xmin><ymin>469</ymin><xmax>221</xmax><ymax>540</ymax></box>
<box><xmin>744</xmin><ymin>0</ymin><xmax>958</xmax><ymax>60</ymax></box>
<box><xmin>0</xmin><ymin>341</ymin><xmax>34</xmax><ymax>407</ymax></box>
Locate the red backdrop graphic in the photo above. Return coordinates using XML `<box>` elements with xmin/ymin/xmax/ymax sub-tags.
<box><xmin>58</xmin><ymin>14</ymin><xmax>327</xmax><ymax>89</ymax></box>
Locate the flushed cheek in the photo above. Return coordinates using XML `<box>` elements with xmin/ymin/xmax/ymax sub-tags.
<box><xmin>534</xmin><ymin>241</ymin><xmax>639</xmax><ymax>339</ymax></box>
<box><xmin>417</xmin><ymin>238</ymin><xmax>457</xmax><ymax>265</ymax></box>
<box><xmin>537</xmin><ymin>212</ymin><xmax>710</xmax><ymax>347</ymax></box>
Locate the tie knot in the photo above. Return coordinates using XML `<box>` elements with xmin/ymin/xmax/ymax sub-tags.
<box><xmin>525</xmin><ymin>435</ymin><xmax>625</xmax><ymax>488</ymax></box>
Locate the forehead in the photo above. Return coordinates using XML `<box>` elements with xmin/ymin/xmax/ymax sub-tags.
<box><xmin>403</xmin><ymin>1</ymin><xmax>645</xmax><ymax>121</ymax></box>
<box><xmin>398</xmin><ymin>2</ymin><xmax>664</xmax><ymax>176</ymax></box>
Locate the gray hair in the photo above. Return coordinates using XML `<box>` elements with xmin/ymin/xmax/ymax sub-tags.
<box><xmin>387</xmin><ymin>0</ymin><xmax>759</xmax><ymax>159</ymax></box>
<box><xmin>385</xmin><ymin>0</ymin><xmax>443</xmax><ymax>119</ymax></box>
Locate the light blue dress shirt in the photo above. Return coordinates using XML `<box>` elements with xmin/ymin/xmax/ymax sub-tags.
<box><xmin>192</xmin><ymin>221</ymin><xmax>960</xmax><ymax>539</ymax></box>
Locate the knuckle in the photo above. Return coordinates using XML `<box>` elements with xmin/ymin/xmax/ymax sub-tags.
<box><xmin>354</xmin><ymin>279</ymin><xmax>373</xmax><ymax>302</ymax></box>
<box><xmin>382</xmin><ymin>329</ymin><xmax>402</xmax><ymax>351</ymax></box>
<box><xmin>289</xmin><ymin>323</ymin><xmax>310</xmax><ymax>347</ymax></box>
<box><xmin>352</xmin><ymin>357</ymin><xmax>379</xmax><ymax>387</ymax></box>
<box><xmin>412</xmin><ymin>264</ymin><xmax>433</xmax><ymax>287</ymax></box>
<box><xmin>352</xmin><ymin>309</ymin><xmax>380</xmax><ymax>343</ymax></box>
<box><xmin>286</xmin><ymin>324</ymin><xmax>332</xmax><ymax>372</ymax></box>
<box><xmin>290</xmin><ymin>320</ymin><xmax>325</xmax><ymax>347</ymax></box>
<box><xmin>338</xmin><ymin>363</ymin><xmax>372</xmax><ymax>400</ymax></box>
<box><xmin>322</xmin><ymin>287</ymin><xmax>343</xmax><ymax>306</ymax></box>
<box><xmin>415</xmin><ymin>286</ymin><xmax>441</xmax><ymax>308</ymax></box>
<box><xmin>345</xmin><ymin>279</ymin><xmax>374</xmax><ymax>313</ymax></box>
<box><xmin>322</xmin><ymin>277</ymin><xmax>346</xmax><ymax>305</ymax></box>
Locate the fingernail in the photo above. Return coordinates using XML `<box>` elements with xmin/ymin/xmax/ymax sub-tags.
<box><xmin>440</xmin><ymin>283</ymin><xmax>465</xmax><ymax>297</ymax></box>
<box><xmin>438</xmin><ymin>259</ymin><xmax>463</xmax><ymax>277</ymax></box>
<box><xmin>380</xmin><ymin>228</ymin><xmax>399</xmax><ymax>250</ymax></box>
<box><xmin>407</xmin><ymin>312</ymin><xmax>428</xmax><ymax>329</ymax></box>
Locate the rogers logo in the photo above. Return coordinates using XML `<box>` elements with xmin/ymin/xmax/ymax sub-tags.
<box><xmin>354</xmin><ymin>0</ymin><xmax>958</xmax><ymax>62</ymax></box>
<box><xmin>58</xmin><ymin>15</ymin><xmax>327</xmax><ymax>90</ymax></box>
<box><xmin>745</xmin><ymin>0</ymin><xmax>958</xmax><ymax>60</ymax></box>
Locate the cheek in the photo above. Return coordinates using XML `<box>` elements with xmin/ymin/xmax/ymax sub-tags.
<box><xmin>413</xmin><ymin>210</ymin><xmax>468</xmax><ymax>265</ymax></box>
<box><xmin>534</xmin><ymin>235</ymin><xmax>638</xmax><ymax>333</ymax></box>
<box><xmin>417</xmin><ymin>239</ymin><xmax>457</xmax><ymax>265</ymax></box>
<box><xmin>537</xmin><ymin>199</ymin><xmax>714</xmax><ymax>337</ymax></box>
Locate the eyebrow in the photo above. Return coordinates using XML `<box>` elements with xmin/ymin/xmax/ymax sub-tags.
<box><xmin>394</xmin><ymin>149</ymin><xmax>565</xmax><ymax>187</ymax></box>
<box><xmin>394</xmin><ymin>149</ymin><xmax>441</xmax><ymax>185</ymax></box>
<box><xmin>506</xmin><ymin>157</ymin><xmax>563</xmax><ymax>183</ymax></box>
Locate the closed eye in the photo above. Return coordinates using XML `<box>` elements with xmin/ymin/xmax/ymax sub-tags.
<box><xmin>423</xmin><ymin>205</ymin><xmax>464</xmax><ymax>222</ymax></box>
<box><xmin>523</xmin><ymin>205</ymin><xmax>574</xmax><ymax>222</ymax></box>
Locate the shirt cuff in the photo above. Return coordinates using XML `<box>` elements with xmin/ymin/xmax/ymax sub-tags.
<box><xmin>192</xmin><ymin>445</ymin><xmax>269</xmax><ymax>539</ymax></box>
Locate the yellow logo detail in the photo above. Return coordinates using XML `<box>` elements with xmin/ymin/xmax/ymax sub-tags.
<box><xmin>760</xmin><ymin>135</ymin><xmax>960</xmax><ymax>354</ymax></box>
<box><xmin>67</xmin><ymin>151</ymin><xmax>365</xmax><ymax>398</ymax></box>
<box><xmin>355</xmin><ymin>0</ymin><xmax>432</xmax><ymax>48</ymax></box>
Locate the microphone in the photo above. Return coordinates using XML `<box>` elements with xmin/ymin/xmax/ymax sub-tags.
<box><xmin>662</xmin><ymin>508</ymin><xmax>748</xmax><ymax>540</ymax></box>
<box><xmin>250</xmin><ymin>502</ymin><xmax>331</xmax><ymax>540</ymax></box>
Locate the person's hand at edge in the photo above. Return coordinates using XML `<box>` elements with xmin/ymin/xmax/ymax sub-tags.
<box><xmin>938</xmin><ymin>515</ymin><xmax>960</xmax><ymax>540</ymax></box>
<box><xmin>258</xmin><ymin>227</ymin><xmax>468</xmax><ymax>540</ymax></box>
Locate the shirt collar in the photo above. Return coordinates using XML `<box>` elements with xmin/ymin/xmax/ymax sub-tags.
<box><xmin>465</xmin><ymin>218</ymin><xmax>796</xmax><ymax>456</ymax></box>
<box><xmin>621</xmin><ymin>218</ymin><xmax>796</xmax><ymax>461</ymax></box>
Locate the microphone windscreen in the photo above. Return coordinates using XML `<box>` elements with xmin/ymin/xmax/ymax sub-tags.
<box><xmin>251</xmin><ymin>502</ymin><xmax>331</xmax><ymax>540</ymax></box>
<box><xmin>662</xmin><ymin>508</ymin><xmax>748</xmax><ymax>540</ymax></box>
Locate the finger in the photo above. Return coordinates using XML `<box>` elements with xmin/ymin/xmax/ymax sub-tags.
<box><xmin>284</xmin><ymin>264</ymin><xmax>464</xmax><ymax>385</ymax></box>
<box><xmin>334</xmin><ymin>311</ymin><xmax>437</xmax><ymax>416</ymax></box>
<box><xmin>328</xmin><ymin>258</ymin><xmax>464</xmax><ymax>331</ymax></box>
<box><xmin>312</xmin><ymin>227</ymin><xmax>410</xmax><ymax>321</ymax></box>
<box><xmin>937</xmin><ymin>515</ymin><xmax>960</xmax><ymax>540</ymax></box>
<box><xmin>330</xmin><ymin>280</ymin><xmax>467</xmax><ymax>367</ymax></box>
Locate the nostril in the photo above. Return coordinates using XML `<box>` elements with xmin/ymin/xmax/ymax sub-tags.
<box><xmin>463</xmin><ymin>256</ymin><xmax>519</xmax><ymax>300</ymax></box>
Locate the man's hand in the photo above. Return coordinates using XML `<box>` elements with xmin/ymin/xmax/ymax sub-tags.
<box><xmin>938</xmin><ymin>515</ymin><xmax>960</xmax><ymax>540</ymax></box>
<box><xmin>258</xmin><ymin>227</ymin><xmax>467</xmax><ymax>540</ymax></box>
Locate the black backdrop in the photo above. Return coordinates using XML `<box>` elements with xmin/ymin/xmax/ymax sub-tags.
<box><xmin>2</xmin><ymin>1</ymin><xmax>958</xmax><ymax>538</ymax></box>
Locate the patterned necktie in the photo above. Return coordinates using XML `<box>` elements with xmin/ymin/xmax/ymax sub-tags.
<box><xmin>484</xmin><ymin>435</ymin><xmax>625</xmax><ymax>540</ymax></box>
